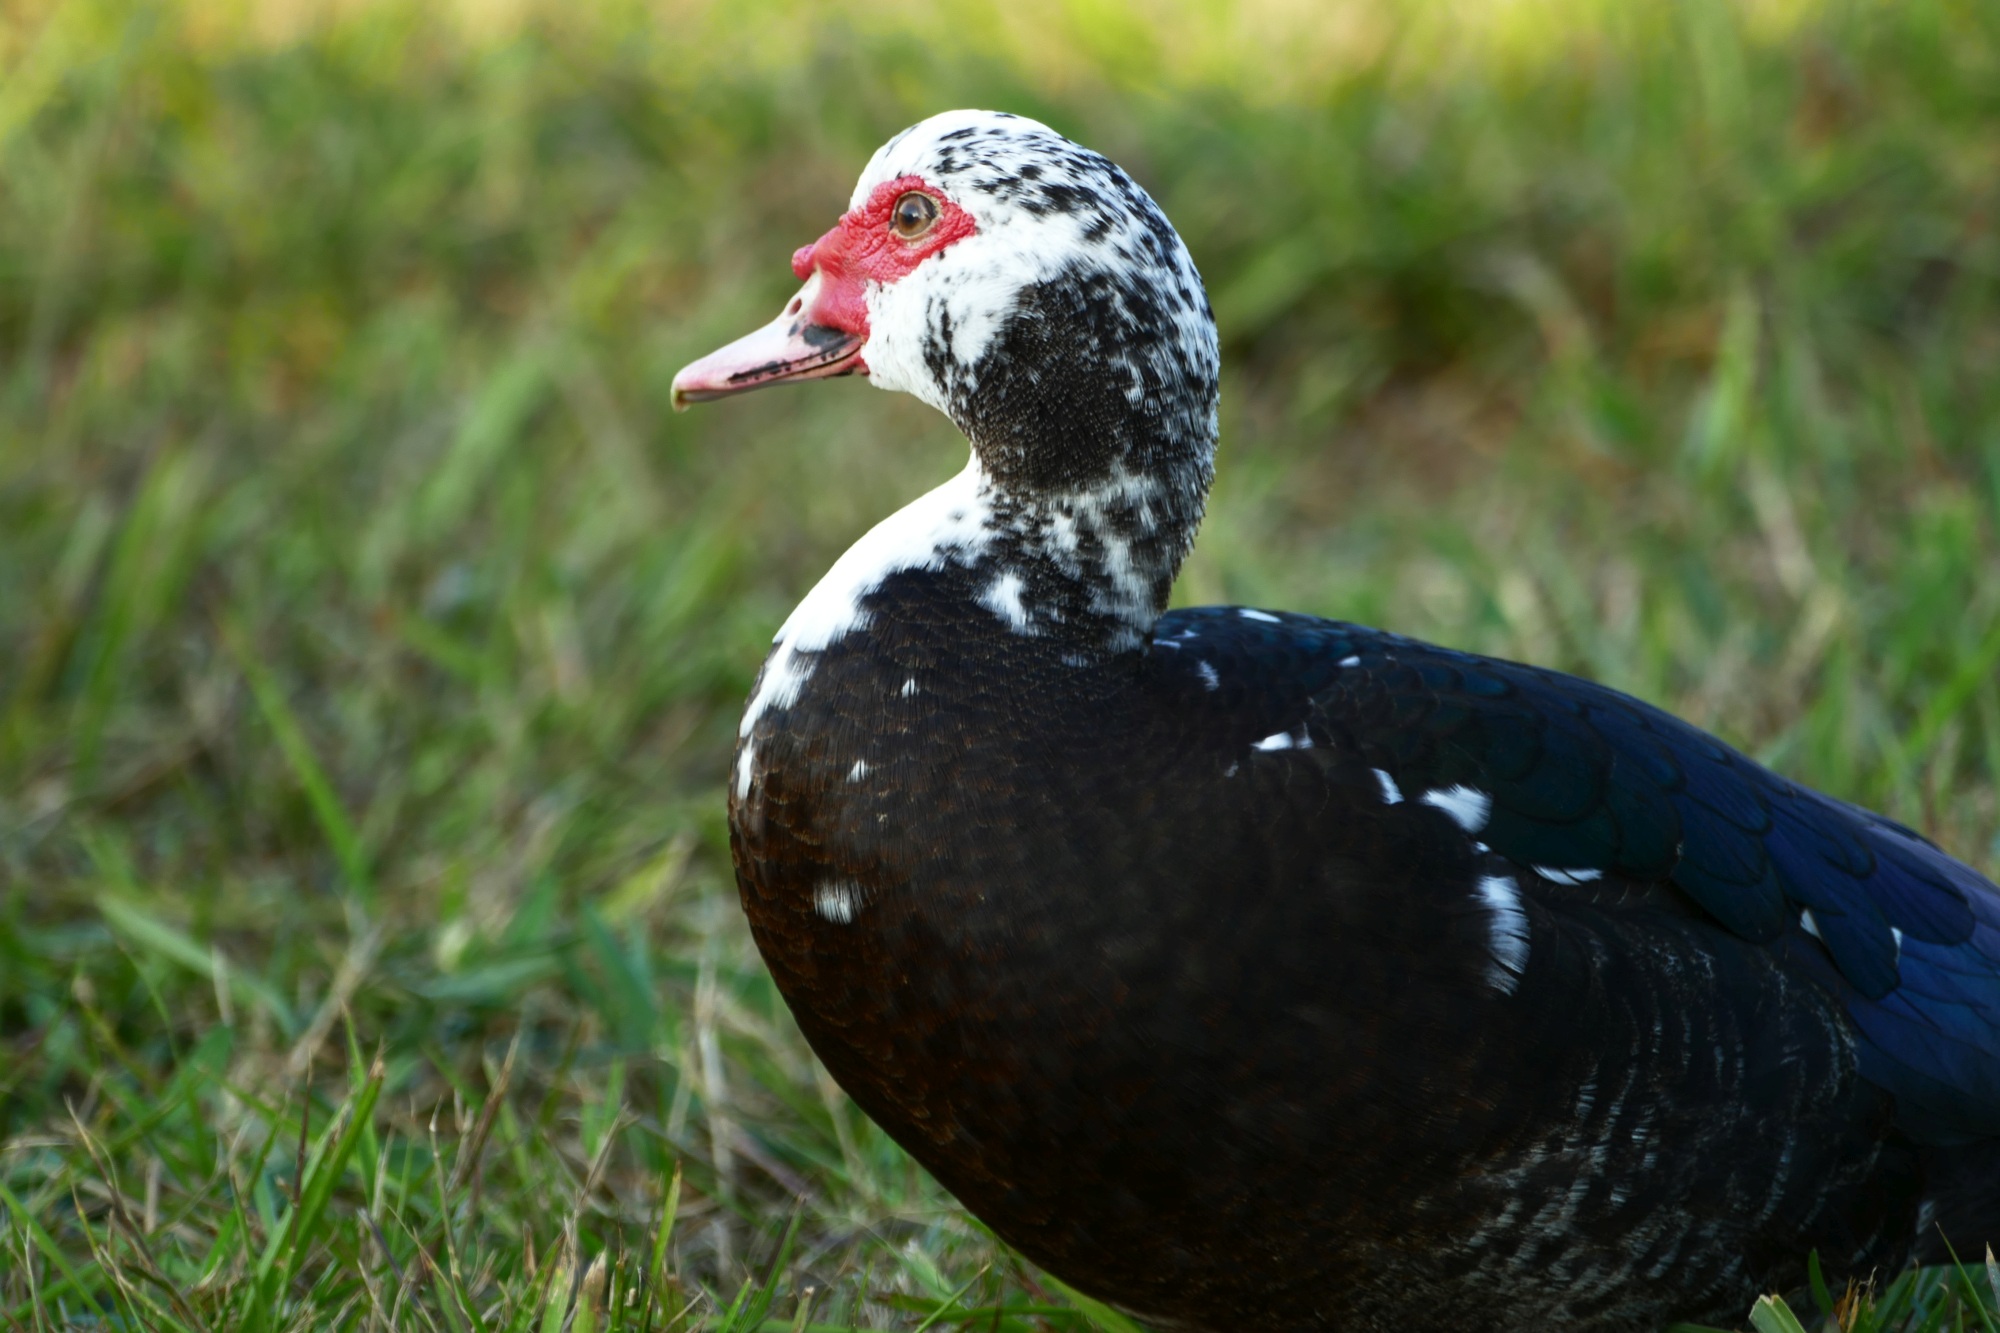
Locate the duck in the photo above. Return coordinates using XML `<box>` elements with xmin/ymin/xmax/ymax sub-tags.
<box><xmin>671</xmin><ymin>110</ymin><xmax>2000</xmax><ymax>1332</ymax></box>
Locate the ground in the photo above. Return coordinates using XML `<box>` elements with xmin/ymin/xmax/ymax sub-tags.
<box><xmin>2</xmin><ymin>0</ymin><xmax>1998</xmax><ymax>1328</ymax></box>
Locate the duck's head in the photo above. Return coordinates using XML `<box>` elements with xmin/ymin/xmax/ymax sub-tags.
<box><xmin>673</xmin><ymin>110</ymin><xmax>1220</xmax><ymax>499</ymax></box>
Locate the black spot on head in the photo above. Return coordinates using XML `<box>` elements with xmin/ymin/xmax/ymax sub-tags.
<box><xmin>923</xmin><ymin>300</ymin><xmax>958</xmax><ymax>390</ymax></box>
<box><xmin>1034</xmin><ymin>181</ymin><xmax>1099</xmax><ymax>217</ymax></box>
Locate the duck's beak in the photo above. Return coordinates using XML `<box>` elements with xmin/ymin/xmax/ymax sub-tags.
<box><xmin>670</xmin><ymin>271</ymin><xmax>866</xmax><ymax>410</ymax></box>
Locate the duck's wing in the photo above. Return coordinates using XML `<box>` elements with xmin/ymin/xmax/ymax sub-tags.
<box><xmin>1162</xmin><ymin>605</ymin><xmax>2000</xmax><ymax>1143</ymax></box>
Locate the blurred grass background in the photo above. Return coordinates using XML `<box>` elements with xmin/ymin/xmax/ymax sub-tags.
<box><xmin>2</xmin><ymin>0</ymin><xmax>1998</xmax><ymax>1327</ymax></box>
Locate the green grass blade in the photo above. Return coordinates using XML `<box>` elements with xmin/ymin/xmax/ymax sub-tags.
<box><xmin>280</xmin><ymin>1058</ymin><xmax>387</xmax><ymax>1296</ymax></box>
<box><xmin>1038</xmin><ymin>1273</ymin><xmax>1145</xmax><ymax>1333</ymax></box>
<box><xmin>0</xmin><ymin>1177</ymin><xmax>112</xmax><ymax>1323</ymax></box>
<box><xmin>908</xmin><ymin>1265</ymin><xmax>991</xmax><ymax>1333</ymax></box>
<box><xmin>1748</xmin><ymin>1294</ymin><xmax>1813</xmax><ymax>1333</ymax></box>
<box><xmin>220</xmin><ymin>616</ymin><xmax>374</xmax><ymax>905</ymax></box>
<box><xmin>97</xmin><ymin>894</ymin><xmax>296</xmax><ymax>1031</ymax></box>
<box><xmin>1807</xmin><ymin>1249</ymin><xmax>1834</xmax><ymax>1316</ymax></box>
<box><xmin>649</xmin><ymin>1160</ymin><xmax>681</xmax><ymax>1296</ymax></box>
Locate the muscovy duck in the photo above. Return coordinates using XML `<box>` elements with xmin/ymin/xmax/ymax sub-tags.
<box><xmin>672</xmin><ymin>110</ymin><xmax>2000</xmax><ymax>1332</ymax></box>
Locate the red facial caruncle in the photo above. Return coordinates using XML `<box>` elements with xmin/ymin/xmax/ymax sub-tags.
<box><xmin>789</xmin><ymin>176</ymin><xmax>979</xmax><ymax>341</ymax></box>
<box><xmin>669</xmin><ymin>176</ymin><xmax>978</xmax><ymax>408</ymax></box>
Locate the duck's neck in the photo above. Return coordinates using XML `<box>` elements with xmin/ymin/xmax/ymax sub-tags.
<box><xmin>937</xmin><ymin>274</ymin><xmax>1220</xmax><ymax>658</ymax></box>
<box><xmin>744</xmin><ymin>443</ymin><xmax>1198</xmax><ymax>711</ymax></box>
<box><xmin>974</xmin><ymin>454</ymin><xmax>1209</xmax><ymax>658</ymax></box>
<box><xmin>777</xmin><ymin>445</ymin><xmax>1208</xmax><ymax>664</ymax></box>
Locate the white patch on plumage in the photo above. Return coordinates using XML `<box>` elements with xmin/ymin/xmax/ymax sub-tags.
<box><xmin>739</xmin><ymin>458</ymin><xmax>989</xmax><ymax>743</ymax></box>
<box><xmin>1372</xmin><ymin>768</ymin><xmax>1404</xmax><ymax>805</ymax></box>
<box><xmin>1196</xmin><ymin>660</ymin><xmax>1219</xmax><ymax>691</ymax></box>
<box><xmin>1475</xmin><ymin>873</ymin><xmax>1531</xmax><ymax>994</ymax></box>
<box><xmin>1253</xmin><ymin>731</ymin><xmax>1295</xmax><ymax>752</ymax></box>
<box><xmin>847</xmin><ymin>759</ymin><xmax>869</xmax><ymax>782</ymax></box>
<box><xmin>980</xmin><ymin>570</ymin><xmax>1030</xmax><ymax>631</ymax></box>
<box><xmin>1800</xmin><ymin>909</ymin><xmax>1823</xmax><ymax>941</ymax></box>
<box><xmin>814</xmin><ymin>880</ymin><xmax>863</xmax><ymax>924</ymax></box>
<box><xmin>900</xmin><ymin>677</ymin><xmax>919</xmax><ymax>697</ymax></box>
<box><xmin>1422</xmin><ymin>784</ymin><xmax>1493</xmax><ymax>834</ymax></box>
<box><xmin>1535</xmin><ymin>866</ymin><xmax>1602</xmax><ymax>885</ymax></box>
<box><xmin>1238</xmin><ymin>608</ymin><xmax>1280</xmax><ymax>623</ymax></box>
<box><xmin>1339</xmin><ymin>655</ymin><xmax>1361</xmax><ymax>667</ymax></box>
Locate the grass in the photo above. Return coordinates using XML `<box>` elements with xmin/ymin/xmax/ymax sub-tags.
<box><xmin>1</xmin><ymin>0</ymin><xmax>1998</xmax><ymax>1326</ymax></box>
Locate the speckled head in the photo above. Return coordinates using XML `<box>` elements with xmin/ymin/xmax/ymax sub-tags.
<box><xmin>673</xmin><ymin>111</ymin><xmax>1221</xmax><ymax>498</ymax></box>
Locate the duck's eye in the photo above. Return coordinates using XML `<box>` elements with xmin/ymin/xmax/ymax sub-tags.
<box><xmin>891</xmin><ymin>191</ymin><xmax>939</xmax><ymax>240</ymax></box>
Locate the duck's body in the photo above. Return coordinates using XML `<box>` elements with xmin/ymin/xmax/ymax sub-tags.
<box><xmin>677</xmin><ymin>111</ymin><xmax>2000</xmax><ymax>1331</ymax></box>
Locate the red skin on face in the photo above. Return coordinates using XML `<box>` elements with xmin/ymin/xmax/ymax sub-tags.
<box><xmin>791</xmin><ymin>176</ymin><xmax>979</xmax><ymax>354</ymax></box>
